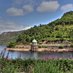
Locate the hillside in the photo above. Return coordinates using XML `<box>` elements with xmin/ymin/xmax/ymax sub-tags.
<box><xmin>0</xmin><ymin>31</ymin><xmax>23</xmax><ymax>45</ymax></box>
<box><xmin>1</xmin><ymin>11</ymin><xmax>73</xmax><ymax>45</ymax></box>
<box><xmin>15</xmin><ymin>11</ymin><xmax>73</xmax><ymax>44</ymax></box>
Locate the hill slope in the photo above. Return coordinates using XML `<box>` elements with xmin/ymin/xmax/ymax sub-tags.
<box><xmin>0</xmin><ymin>31</ymin><xmax>23</xmax><ymax>45</ymax></box>
<box><xmin>0</xmin><ymin>11</ymin><xmax>73</xmax><ymax>45</ymax></box>
<box><xmin>15</xmin><ymin>11</ymin><xmax>73</xmax><ymax>44</ymax></box>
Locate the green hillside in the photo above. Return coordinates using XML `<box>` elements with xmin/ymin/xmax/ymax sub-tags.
<box><xmin>0</xmin><ymin>31</ymin><xmax>23</xmax><ymax>45</ymax></box>
<box><xmin>1</xmin><ymin>11</ymin><xmax>73</xmax><ymax>45</ymax></box>
<box><xmin>15</xmin><ymin>11</ymin><xmax>73</xmax><ymax>44</ymax></box>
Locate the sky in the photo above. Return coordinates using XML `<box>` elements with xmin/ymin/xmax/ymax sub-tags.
<box><xmin>0</xmin><ymin>0</ymin><xmax>73</xmax><ymax>33</ymax></box>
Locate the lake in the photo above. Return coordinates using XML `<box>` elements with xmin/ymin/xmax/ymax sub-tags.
<box><xmin>0</xmin><ymin>46</ymin><xmax>73</xmax><ymax>60</ymax></box>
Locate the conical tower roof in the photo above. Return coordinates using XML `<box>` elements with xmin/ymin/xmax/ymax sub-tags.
<box><xmin>32</xmin><ymin>39</ymin><xmax>37</xmax><ymax>43</ymax></box>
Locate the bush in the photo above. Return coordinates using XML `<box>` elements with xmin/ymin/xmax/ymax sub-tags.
<box><xmin>58</xmin><ymin>46</ymin><xmax>64</xmax><ymax>49</ymax></box>
<box><xmin>70</xmin><ymin>44</ymin><xmax>73</xmax><ymax>47</ymax></box>
<box><xmin>7</xmin><ymin>42</ymin><xmax>16</xmax><ymax>48</ymax></box>
<box><xmin>38</xmin><ymin>45</ymin><xmax>48</xmax><ymax>48</ymax></box>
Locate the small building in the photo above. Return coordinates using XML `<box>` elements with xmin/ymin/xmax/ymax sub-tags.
<box><xmin>31</xmin><ymin>39</ymin><xmax>38</xmax><ymax>51</ymax></box>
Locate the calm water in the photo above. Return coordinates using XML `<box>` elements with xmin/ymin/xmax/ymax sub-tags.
<box><xmin>0</xmin><ymin>46</ymin><xmax>73</xmax><ymax>59</ymax></box>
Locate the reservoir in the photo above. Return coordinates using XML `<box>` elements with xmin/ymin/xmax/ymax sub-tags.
<box><xmin>0</xmin><ymin>46</ymin><xmax>73</xmax><ymax>60</ymax></box>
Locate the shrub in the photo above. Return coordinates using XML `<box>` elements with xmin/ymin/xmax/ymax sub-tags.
<box><xmin>7</xmin><ymin>42</ymin><xmax>16</xmax><ymax>48</ymax></box>
<box><xmin>58</xmin><ymin>45</ymin><xmax>64</xmax><ymax>49</ymax></box>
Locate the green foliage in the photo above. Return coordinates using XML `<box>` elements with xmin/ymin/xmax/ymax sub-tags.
<box><xmin>38</xmin><ymin>45</ymin><xmax>48</xmax><ymax>48</ymax></box>
<box><xmin>1</xmin><ymin>11</ymin><xmax>73</xmax><ymax>45</ymax></box>
<box><xmin>13</xmin><ymin>11</ymin><xmax>73</xmax><ymax>44</ymax></box>
<box><xmin>0</xmin><ymin>31</ymin><xmax>21</xmax><ymax>45</ymax></box>
<box><xmin>0</xmin><ymin>58</ymin><xmax>73</xmax><ymax>73</ymax></box>
<box><xmin>7</xmin><ymin>42</ymin><xmax>16</xmax><ymax>48</ymax></box>
<box><xmin>58</xmin><ymin>46</ymin><xmax>64</xmax><ymax>49</ymax></box>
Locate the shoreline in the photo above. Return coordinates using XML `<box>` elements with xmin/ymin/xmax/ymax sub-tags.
<box><xmin>6</xmin><ymin>48</ymin><xmax>73</xmax><ymax>52</ymax></box>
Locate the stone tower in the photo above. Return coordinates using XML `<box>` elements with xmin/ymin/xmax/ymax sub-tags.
<box><xmin>31</xmin><ymin>39</ymin><xmax>38</xmax><ymax>51</ymax></box>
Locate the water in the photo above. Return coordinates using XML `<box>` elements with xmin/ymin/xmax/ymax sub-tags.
<box><xmin>0</xmin><ymin>46</ymin><xmax>73</xmax><ymax>59</ymax></box>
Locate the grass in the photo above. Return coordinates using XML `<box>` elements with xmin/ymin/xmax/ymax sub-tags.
<box><xmin>0</xmin><ymin>58</ymin><xmax>73</xmax><ymax>73</ymax></box>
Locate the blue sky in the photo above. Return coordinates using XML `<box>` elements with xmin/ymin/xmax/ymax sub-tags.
<box><xmin>0</xmin><ymin>0</ymin><xmax>73</xmax><ymax>33</ymax></box>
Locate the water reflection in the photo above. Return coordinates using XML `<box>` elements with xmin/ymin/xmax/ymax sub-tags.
<box><xmin>0</xmin><ymin>46</ymin><xmax>73</xmax><ymax>59</ymax></box>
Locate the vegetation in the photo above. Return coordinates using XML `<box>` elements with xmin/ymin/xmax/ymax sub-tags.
<box><xmin>14</xmin><ymin>11</ymin><xmax>73</xmax><ymax>44</ymax></box>
<box><xmin>0</xmin><ymin>58</ymin><xmax>73</xmax><ymax>73</ymax></box>
<box><xmin>1</xmin><ymin>11</ymin><xmax>73</xmax><ymax>45</ymax></box>
<box><xmin>7</xmin><ymin>42</ymin><xmax>16</xmax><ymax>48</ymax></box>
<box><xmin>1</xmin><ymin>10</ymin><xmax>73</xmax><ymax>73</ymax></box>
<box><xmin>0</xmin><ymin>31</ymin><xmax>22</xmax><ymax>45</ymax></box>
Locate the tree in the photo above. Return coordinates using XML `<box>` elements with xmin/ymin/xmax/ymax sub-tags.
<box><xmin>7</xmin><ymin>42</ymin><xmax>16</xmax><ymax>48</ymax></box>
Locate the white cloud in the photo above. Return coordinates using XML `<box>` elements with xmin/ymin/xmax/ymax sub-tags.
<box><xmin>23</xmin><ymin>5</ymin><xmax>33</xmax><ymax>14</ymax></box>
<box><xmin>37</xmin><ymin>1</ymin><xmax>60</xmax><ymax>12</ymax></box>
<box><xmin>6</xmin><ymin>5</ymin><xmax>33</xmax><ymax>16</ymax></box>
<box><xmin>13</xmin><ymin>0</ymin><xmax>35</xmax><ymax>5</ymax></box>
<box><xmin>0</xmin><ymin>20</ymin><xmax>31</xmax><ymax>33</ymax></box>
<box><xmin>6</xmin><ymin>7</ymin><xmax>24</xmax><ymax>16</ymax></box>
<box><xmin>61</xmin><ymin>4</ymin><xmax>73</xmax><ymax>12</ymax></box>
